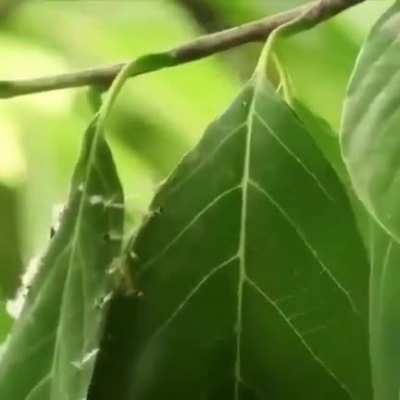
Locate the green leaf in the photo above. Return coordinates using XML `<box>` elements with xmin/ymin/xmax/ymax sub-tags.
<box><xmin>290</xmin><ymin>100</ymin><xmax>346</xmax><ymax>181</ymax></box>
<box><xmin>0</xmin><ymin>118</ymin><xmax>124</xmax><ymax>400</ymax></box>
<box><xmin>91</xmin><ymin>74</ymin><xmax>371</xmax><ymax>399</ymax></box>
<box><xmin>366</xmin><ymin>221</ymin><xmax>400</xmax><ymax>400</ymax></box>
<box><xmin>340</xmin><ymin>5</ymin><xmax>400</xmax><ymax>398</ymax></box>
<box><xmin>341</xmin><ymin>0</ymin><xmax>400</xmax><ymax>241</ymax></box>
<box><xmin>291</xmin><ymin>101</ymin><xmax>377</xmax><ymax>278</ymax></box>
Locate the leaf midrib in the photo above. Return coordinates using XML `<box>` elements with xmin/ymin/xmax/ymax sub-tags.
<box><xmin>233</xmin><ymin>79</ymin><xmax>256</xmax><ymax>400</ymax></box>
<box><xmin>47</xmin><ymin>122</ymin><xmax>103</xmax><ymax>399</ymax></box>
<box><xmin>133</xmin><ymin>81</ymin><xmax>355</xmax><ymax>399</ymax></box>
<box><xmin>233</xmin><ymin>81</ymin><xmax>354</xmax><ymax>399</ymax></box>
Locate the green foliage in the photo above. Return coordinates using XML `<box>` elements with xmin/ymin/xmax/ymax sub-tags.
<box><xmin>341</xmin><ymin>2</ymin><xmax>400</xmax><ymax>398</ymax></box>
<box><xmin>90</xmin><ymin>72</ymin><xmax>370</xmax><ymax>399</ymax></box>
<box><xmin>365</xmin><ymin>223</ymin><xmax>400</xmax><ymax>400</ymax></box>
<box><xmin>0</xmin><ymin>118</ymin><xmax>124</xmax><ymax>399</ymax></box>
<box><xmin>341</xmin><ymin>0</ymin><xmax>400</xmax><ymax>241</ymax></box>
<box><xmin>1</xmin><ymin>1</ymin><xmax>400</xmax><ymax>400</ymax></box>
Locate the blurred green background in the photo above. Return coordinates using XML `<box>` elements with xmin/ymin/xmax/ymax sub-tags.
<box><xmin>0</xmin><ymin>0</ymin><xmax>390</xmax><ymax>338</ymax></box>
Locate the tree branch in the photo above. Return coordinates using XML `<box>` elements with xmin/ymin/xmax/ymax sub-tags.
<box><xmin>0</xmin><ymin>0</ymin><xmax>364</xmax><ymax>99</ymax></box>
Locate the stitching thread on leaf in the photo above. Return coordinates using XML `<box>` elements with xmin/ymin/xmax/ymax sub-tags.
<box><xmin>147</xmin><ymin>255</ymin><xmax>238</xmax><ymax>340</ymax></box>
<box><xmin>246</xmin><ymin>277</ymin><xmax>353</xmax><ymax>400</ymax></box>
<box><xmin>140</xmin><ymin>185</ymin><xmax>241</xmax><ymax>271</ymax></box>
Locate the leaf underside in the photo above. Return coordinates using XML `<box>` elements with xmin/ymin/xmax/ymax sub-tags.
<box><xmin>366</xmin><ymin>221</ymin><xmax>400</xmax><ymax>400</ymax></box>
<box><xmin>341</xmin><ymin>0</ymin><xmax>400</xmax><ymax>242</ymax></box>
<box><xmin>341</xmin><ymin>2</ymin><xmax>400</xmax><ymax>399</ymax></box>
<box><xmin>91</xmin><ymin>76</ymin><xmax>371</xmax><ymax>399</ymax></box>
<box><xmin>0</xmin><ymin>119</ymin><xmax>124</xmax><ymax>400</ymax></box>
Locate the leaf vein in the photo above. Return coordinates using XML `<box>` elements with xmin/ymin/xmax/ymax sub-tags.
<box><xmin>249</xmin><ymin>179</ymin><xmax>357</xmax><ymax>313</ymax></box>
<box><xmin>167</xmin><ymin>122</ymin><xmax>246</xmax><ymax>198</ymax></box>
<box><xmin>253</xmin><ymin>110</ymin><xmax>334</xmax><ymax>202</ymax></box>
<box><xmin>149</xmin><ymin>255</ymin><xmax>237</xmax><ymax>340</ymax></box>
<box><xmin>246</xmin><ymin>277</ymin><xmax>353</xmax><ymax>400</ymax></box>
<box><xmin>141</xmin><ymin>185</ymin><xmax>241</xmax><ymax>271</ymax></box>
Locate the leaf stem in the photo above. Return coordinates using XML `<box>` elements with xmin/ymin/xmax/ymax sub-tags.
<box><xmin>0</xmin><ymin>0</ymin><xmax>364</xmax><ymax>99</ymax></box>
<box><xmin>93</xmin><ymin>53</ymin><xmax>175</xmax><ymax>138</ymax></box>
<box><xmin>255</xmin><ymin>0</ymin><xmax>326</xmax><ymax>78</ymax></box>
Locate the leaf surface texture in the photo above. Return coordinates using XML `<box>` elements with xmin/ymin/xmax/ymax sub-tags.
<box><xmin>0</xmin><ymin>119</ymin><xmax>124</xmax><ymax>400</ymax></box>
<box><xmin>92</xmin><ymin>75</ymin><xmax>371</xmax><ymax>399</ymax></box>
<box><xmin>341</xmin><ymin>0</ymin><xmax>400</xmax><ymax>241</ymax></box>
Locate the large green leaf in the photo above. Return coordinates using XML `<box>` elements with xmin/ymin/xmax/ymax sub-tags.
<box><xmin>340</xmin><ymin>4</ymin><xmax>400</xmax><ymax>398</ymax></box>
<box><xmin>91</xmin><ymin>73</ymin><xmax>371</xmax><ymax>399</ymax></box>
<box><xmin>341</xmin><ymin>0</ymin><xmax>400</xmax><ymax>241</ymax></box>
<box><xmin>289</xmin><ymin>100</ymin><xmax>346</xmax><ymax>181</ymax></box>
<box><xmin>366</xmin><ymin>221</ymin><xmax>400</xmax><ymax>400</ymax></box>
<box><xmin>0</xmin><ymin>117</ymin><xmax>124</xmax><ymax>399</ymax></box>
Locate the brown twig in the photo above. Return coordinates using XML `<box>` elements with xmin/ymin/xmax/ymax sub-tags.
<box><xmin>0</xmin><ymin>0</ymin><xmax>364</xmax><ymax>99</ymax></box>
